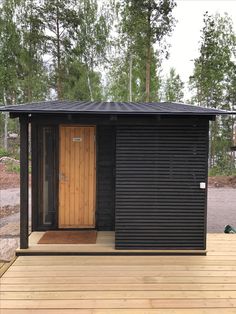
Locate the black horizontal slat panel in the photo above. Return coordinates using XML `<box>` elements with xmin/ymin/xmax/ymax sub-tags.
<box><xmin>115</xmin><ymin>122</ymin><xmax>208</xmax><ymax>250</ymax></box>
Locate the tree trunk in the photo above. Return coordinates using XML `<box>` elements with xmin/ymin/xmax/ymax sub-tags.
<box><xmin>86</xmin><ymin>64</ymin><xmax>94</xmax><ymax>101</ymax></box>
<box><xmin>145</xmin><ymin>5</ymin><xmax>152</xmax><ymax>102</ymax></box>
<box><xmin>145</xmin><ymin>46</ymin><xmax>151</xmax><ymax>102</ymax></box>
<box><xmin>26</xmin><ymin>1</ymin><xmax>33</xmax><ymax>103</ymax></box>
<box><xmin>4</xmin><ymin>113</ymin><xmax>8</xmax><ymax>151</ymax></box>
<box><xmin>56</xmin><ymin>3</ymin><xmax>62</xmax><ymax>100</ymax></box>
<box><xmin>129</xmin><ymin>54</ymin><xmax>133</xmax><ymax>102</ymax></box>
<box><xmin>3</xmin><ymin>91</ymin><xmax>8</xmax><ymax>150</ymax></box>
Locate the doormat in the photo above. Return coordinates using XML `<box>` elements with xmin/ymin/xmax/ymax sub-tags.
<box><xmin>38</xmin><ymin>230</ymin><xmax>97</xmax><ymax>244</ymax></box>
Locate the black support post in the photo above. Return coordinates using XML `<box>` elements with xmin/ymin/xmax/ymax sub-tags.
<box><xmin>20</xmin><ymin>115</ymin><xmax>29</xmax><ymax>249</ymax></box>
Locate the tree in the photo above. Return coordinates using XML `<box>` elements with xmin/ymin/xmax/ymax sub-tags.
<box><xmin>0</xmin><ymin>0</ymin><xmax>22</xmax><ymax>150</ymax></box>
<box><xmin>190</xmin><ymin>13</ymin><xmax>236</xmax><ymax>172</ymax></box>
<box><xmin>18</xmin><ymin>0</ymin><xmax>49</xmax><ymax>103</ymax></box>
<box><xmin>71</xmin><ymin>0</ymin><xmax>112</xmax><ymax>101</ymax></box>
<box><xmin>62</xmin><ymin>59</ymin><xmax>103</xmax><ymax>100</ymax></box>
<box><xmin>38</xmin><ymin>0</ymin><xmax>76</xmax><ymax>99</ymax></box>
<box><xmin>119</xmin><ymin>0</ymin><xmax>176</xmax><ymax>102</ymax></box>
<box><xmin>163</xmin><ymin>67</ymin><xmax>184</xmax><ymax>102</ymax></box>
<box><xmin>106</xmin><ymin>48</ymin><xmax>161</xmax><ymax>102</ymax></box>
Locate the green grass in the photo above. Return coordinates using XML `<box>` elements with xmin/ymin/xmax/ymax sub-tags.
<box><xmin>0</xmin><ymin>149</ymin><xmax>11</xmax><ymax>158</ymax></box>
<box><xmin>209</xmin><ymin>166</ymin><xmax>236</xmax><ymax>176</ymax></box>
<box><xmin>5</xmin><ymin>160</ymin><xmax>20</xmax><ymax>174</ymax></box>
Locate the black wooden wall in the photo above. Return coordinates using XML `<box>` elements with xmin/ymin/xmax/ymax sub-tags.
<box><xmin>96</xmin><ymin>126</ymin><xmax>116</xmax><ymax>230</ymax></box>
<box><xmin>115</xmin><ymin>121</ymin><xmax>209</xmax><ymax>250</ymax></box>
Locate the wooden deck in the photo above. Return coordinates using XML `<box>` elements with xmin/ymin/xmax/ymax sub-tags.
<box><xmin>1</xmin><ymin>233</ymin><xmax>236</xmax><ymax>313</ymax></box>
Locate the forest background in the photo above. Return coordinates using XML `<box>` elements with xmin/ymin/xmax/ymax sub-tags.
<box><xmin>0</xmin><ymin>0</ymin><xmax>235</xmax><ymax>175</ymax></box>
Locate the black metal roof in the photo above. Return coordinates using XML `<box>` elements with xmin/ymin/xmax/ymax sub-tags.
<box><xmin>0</xmin><ymin>100</ymin><xmax>234</xmax><ymax>115</ymax></box>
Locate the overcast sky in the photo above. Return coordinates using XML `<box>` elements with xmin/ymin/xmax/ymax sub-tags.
<box><xmin>162</xmin><ymin>0</ymin><xmax>236</xmax><ymax>98</ymax></box>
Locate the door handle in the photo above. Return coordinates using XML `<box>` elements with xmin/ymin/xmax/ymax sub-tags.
<box><xmin>59</xmin><ymin>173</ymin><xmax>68</xmax><ymax>181</ymax></box>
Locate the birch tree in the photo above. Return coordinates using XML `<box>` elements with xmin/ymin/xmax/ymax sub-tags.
<box><xmin>190</xmin><ymin>13</ymin><xmax>236</xmax><ymax>173</ymax></box>
<box><xmin>71</xmin><ymin>0</ymin><xmax>112</xmax><ymax>101</ymax></box>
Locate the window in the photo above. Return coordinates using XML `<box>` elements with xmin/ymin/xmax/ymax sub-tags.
<box><xmin>36</xmin><ymin>126</ymin><xmax>57</xmax><ymax>229</ymax></box>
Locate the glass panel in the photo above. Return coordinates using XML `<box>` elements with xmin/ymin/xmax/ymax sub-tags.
<box><xmin>40</xmin><ymin>127</ymin><xmax>56</xmax><ymax>227</ymax></box>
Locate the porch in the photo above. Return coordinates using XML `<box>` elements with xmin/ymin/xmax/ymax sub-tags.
<box><xmin>1</xmin><ymin>233</ymin><xmax>236</xmax><ymax>313</ymax></box>
<box><xmin>16</xmin><ymin>231</ymin><xmax>207</xmax><ymax>255</ymax></box>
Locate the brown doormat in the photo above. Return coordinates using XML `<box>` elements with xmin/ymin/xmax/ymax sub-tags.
<box><xmin>38</xmin><ymin>230</ymin><xmax>97</xmax><ymax>244</ymax></box>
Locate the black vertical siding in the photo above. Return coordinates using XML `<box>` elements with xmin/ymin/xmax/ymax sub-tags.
<box><xmin>115</xmin><ymin>121</ymin><xmax>209</xmax><ymax>250</ymax></box>
<box><xmin>96</xmin><ymin>126</ymin><xmax>116</xmax><ymax>230</ymax></box>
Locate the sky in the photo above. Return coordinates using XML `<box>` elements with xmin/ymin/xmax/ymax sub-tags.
<box><xmin>162</xmin><ymin>0</ymin><xmax>236</xmax><ymax>98</ymax></box>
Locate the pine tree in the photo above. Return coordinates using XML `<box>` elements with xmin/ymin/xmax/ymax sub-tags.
<box><xmin>18</xmin><ymin>0</ymin><xmax>49</xmax><ymax>102</ymax></box>
<box><xmin>118</xmin><ymin>0</ymin><xmax>176</xmax><ymax>102</ymax></box>
<box><xmin>38</xmin><ymin>0</ymin><xmax>76</xmax><ymax>99</ymax></box>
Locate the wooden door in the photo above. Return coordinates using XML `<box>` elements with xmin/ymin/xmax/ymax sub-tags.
<box><xmin>59</xmin><ymin>126</ymin><xmax>96</xmax><ymax>228</ymax></box>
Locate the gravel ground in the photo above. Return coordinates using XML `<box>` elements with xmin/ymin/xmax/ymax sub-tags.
<box><xmin>208</xmin><ymin>188</ymin><xmax>236</xmax><ymax>232</ymax></box>
<box><xmin>0</xmin><ymin>188</ymin><xmax>235</xmax><ymax>261</ymax></box>
<box><xmin>0</xmin><ymin>188</ymin><xmax>31</xmax><ymax>207</ymax></box>
<box><xmin>0</xmin><ymin>189</ymin><xmax>31</xmax><ymax>261</ymax></box>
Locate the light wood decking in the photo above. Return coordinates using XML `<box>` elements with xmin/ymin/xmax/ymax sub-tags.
<box><xmin>1</xmin><ymin>233</ymin><xmax>236</xmax><ymax>313</ymax></box>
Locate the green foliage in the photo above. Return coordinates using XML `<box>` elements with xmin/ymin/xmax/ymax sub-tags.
<box><xmin>37</xmin><ymin>0</ymin><xmax>77</xmax><ymax>99</ymax></box>
<box><xmin>209</xmin><ymin>161</ymin><xmax>236</xmax><ymax>176</ymax></box>
<box><xmin>70</xmin><ymin>0</ymin><xmax>112</xmax><ymax>101</ymax></box>
<box><xmin>190</xmin><ymin>12</ymin><xmax>236</xmax><ymax>173</ymax></box>
<box><xmin>5</xmin><ymin>160</ymin><xmax>20</xmax><ymax>173</ymax></box>
<box><xmin>17</xmin><ymin>0</ymin><xmax>49</xmax><ymax>103</ymax></box>
<box><xmin>107</xmin><ymin>49</ymin><xmax>161</xmax><ymax>102</ymax></box>
<box><xmin>0</xmin><ymin>0</ymin><xmax>22</xmax><ymax>105</ymax></box>
<box><xmin>162</xmin><ymin>67</ymin><xmax>184</xmax><ymax>102</ymax></box>
<box><xmin>62</xmin><ymin>59</ymin><xmax>103</xmax><ymax>100</ymax></box>
<box><xmin>0</xmin><ymin>148</ymin><xmax>11</xmax><ymax>158</ymax></box>
<box><xmin>107</xmin><ymin>0</ymin><xmax>176</xmax><ymax>102</ymax></box>
<box><xmin>34</xmin><ymin>0</ymin><xmax>112</xmax><ymax>100</ymax></box>
<box><xmin>190</xmin><ymin>13</ymin><xmax>236</xmax><ymax>108</ymax></box>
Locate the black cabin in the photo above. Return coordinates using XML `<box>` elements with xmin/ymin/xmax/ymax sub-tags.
<box><xmin>1</xmin><ymin>101</ymin><xmax>233</xmax><ymax>254</ymax></box>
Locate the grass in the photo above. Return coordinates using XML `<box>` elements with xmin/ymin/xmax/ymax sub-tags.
<box><xmin>209</xmin><ymin>166</ymin><xmax>236</xmax><ymax>176</ymax></box>
<box><xmin>0</xmin><ymin>148</ymin><xmax>11</xmax><ymax>158</ymax></box>
<box><xmin>4</xmin><ymin>161</ymin><xmax>31</xmax><ymax>174</ymax></box>
<box><xmin>5</xmin><ymin>160</ymin><xmax>20</xmax><ymax>174</ymax></box>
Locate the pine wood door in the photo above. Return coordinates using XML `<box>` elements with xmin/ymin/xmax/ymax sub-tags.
<box><xmin>59</xmin><ymin>126</ymin><xmax>96</xmax><ymax>228</ymax></box>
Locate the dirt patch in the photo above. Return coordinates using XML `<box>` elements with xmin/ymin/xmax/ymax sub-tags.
<box><xmin>208</xmin><ymin>176</ymin><xmax>236</xmax><ymax>188</ymax></box>
<box><xmin>0</xmin><ymin>205</ymin><xmax>20</xmax><ymax>219</ymax></box>
<box><xmin>0</xmin><ymin>163</ymin><xmax>20</xmax><ymax>189</ymax></box>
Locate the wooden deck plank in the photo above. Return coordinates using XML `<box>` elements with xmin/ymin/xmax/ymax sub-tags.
<box><xmin>13</xmin><ymin>254</ymin><xmax>236</xmax><ymax>261</ymax></box>
<box><xmin>0</xmin><ymin>258</ymin><xmax>16</xmax><ymax>277</ymax></box>
<box><xmin>9</xmin><ymin>264</ymin><xmax>236</xmax><ymax>271</ymax></box>
<box><xmin>2</xmin><ymin>298</ymin><xmax>236</xmax><ymax>309</ymax></box>
<box><xmin>2</xmin><ymin>309</ymin><xmax>236</xmax><ymax>314</ymax></box>
<box><xmin>4</xmin><ymin>269</ymin><xmax>236</xmax><ymax>277</ymax></box>
<box><xmin>2</xmin><ymin>290</ymin><xmax>236</xmax><ymax>299</ymax></box>
<box><xmin>2</xmin><ymin>283</ymin><xmax>236</xmax><ymax>291</ymax></box>
<box><xmin>2</xmin><ymin>276</ymin><xmax>236</xmax><ymax>283</ymax></box>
